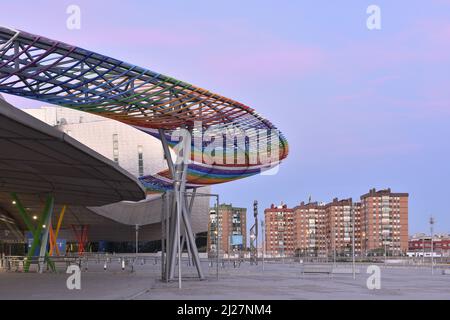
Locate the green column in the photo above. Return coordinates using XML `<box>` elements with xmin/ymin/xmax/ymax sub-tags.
<box><xmin>11</xmin><ymin>193</ymin><xmax>55</xmax><ymax>273</ymax></box>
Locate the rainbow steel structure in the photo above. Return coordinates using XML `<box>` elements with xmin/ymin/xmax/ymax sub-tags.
<box><xmin>0</xmin><ymin>27</ymin><xmax>288</xmax><ymax>192</ymax></box>
<box><xmin>0</xmin><ymin>26</ymin><xmax>289</xmax><ymax>282</ymax></box>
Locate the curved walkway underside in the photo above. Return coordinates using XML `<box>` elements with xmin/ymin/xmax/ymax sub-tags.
<box><xmin>0</xmin><ymin>27</ymin><xmax>288</xmax><ymax>192</ymax></box>
<box><xmin>0</xmin><ymin>98</ymin><xmax>145</xmax><ymax>205</ymax></box>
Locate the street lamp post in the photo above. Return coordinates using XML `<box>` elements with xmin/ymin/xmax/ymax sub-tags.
<box><xmin>430</xmin><ymin>216</ymin><xmax>435</xmax><ymax>275</ymax></box>
<box><xmin>135</xmin><ymin>224</ymin><xmax>139</xmax><ymax>254</ymax></box>
<box><xmin>215</xmin><ymin>229</ymin><xmax>219</xmax><ymax>279</ymax></box>
<box><xmin>351</xmin><ymin>203</ymin><xmax>356</xmax><ymax>280</ymax></box>
<box><xmin>261</xmin><ymin>220</ymin><xmax>265</xmax><ymax>272</ymax></box>
<box><xmin>216</xmin><ymin>195</ymin><xmax>220</xmax><ymax>281</ymax></box>
<box><xmin>332</xmin><ymin>220</ymin><xmax>336</xmax><ymax>267</ymax></box>
<box><xmin>250</xmin><ymin>233</ymin><xmax>255</xmax><ymax>264</ymax></box>
<box><xmin>422</xmin><ymin>235</ymin><xmax>425</xmax><ymax>265</ymax></box>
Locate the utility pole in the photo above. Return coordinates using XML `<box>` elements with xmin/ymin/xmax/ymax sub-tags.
<box><xmin>332</xmin><ymin>219</ymin><xmax>336</xmax><ymax>267</ymax></box>
<box><xmin>261</xmin><ymin>220</ymin><xmax>265</xmax><ymax>272</ymax></box>
<box><xmin>250</xmin><ymin>201</ymin><xmax>258</xmax><ymax>265</ymax></box>
<box><xmin>135</xmin><ymin>224</ymin><xmax>139</xmax><ymax>254</ymax></box>
<box><xmin>422</xmin><ymin>235</ymin><xmax>425</xmax><ymax>265</ymax></box>
<box><xmin>216</xmin><ymin>196</ymin><xmax>220</xmax><ymax>280</ymax></box>
<box><xmin>351</xmin><ymin>203</ymin><xmax>356</xmax><ymax>280</ymax></box>
<box><xmin>430</xmin><ymin>216</ymin><xmax>435</xmax><ymax>275</ymax></box>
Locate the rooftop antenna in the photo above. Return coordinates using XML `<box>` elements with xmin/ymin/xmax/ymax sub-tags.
<box><xmin>430</xmin><ymin>215</ymin><xmax>435</xmax><ymax>275</ymax></box>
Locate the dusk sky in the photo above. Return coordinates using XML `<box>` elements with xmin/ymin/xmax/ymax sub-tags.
<box><xmin>2</xmin><ymin>0</ymin><xmax>450</xmax><ymax>235</ymax></box>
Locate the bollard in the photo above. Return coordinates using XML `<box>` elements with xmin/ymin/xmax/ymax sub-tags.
<box><xmin>103</xmin><ymin>261</ymin><xmax>107</xmax><ymax>271</ymax></box>
<box><xmin>121</xmin><ymin>258</ymin><xmax>125</xmax><ymax>271</ymax></box>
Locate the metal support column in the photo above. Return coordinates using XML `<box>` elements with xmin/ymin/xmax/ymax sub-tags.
<box><xmin>38</xmin><ymin>202</ymin><xmax>53</xmax><ymax>273</ymax></box>
<box><xmin>261</xmin><ymin>220</ymin><xmax>265</xmax><ymax>272</ymax></box>
<box><xmin>159</xmin><ymin>128</ymin><xmax>205</xmax><ymax>285</ymax></box>
<box><xmin>351</xmin><ymin>202</ymin><xmax>356</xmax><ymax>280</ymax></box>
<box><xmin>161</xmin><ymin>192</ymin><xmax>166</xmax><ymax>280</ymax></box>
<box><xmin>11</xmin><ymin>193</ymin><xmax>55</xmax><ymax>273</ymax></box>
<box><xmin>135</xmin><ymin>224</ymin><xmax>139</xmax><ymax>254</ymax></box>
<box><xmin>216</xmin><ymin>194</ymin><xmax>220</xmax><ymax>280</ymax></box>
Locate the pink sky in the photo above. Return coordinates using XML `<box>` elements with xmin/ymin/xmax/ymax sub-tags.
<box><xmin>1</xmin><ymin>0</ymin><xmax>450</xmax><ymax>233</ymax></box>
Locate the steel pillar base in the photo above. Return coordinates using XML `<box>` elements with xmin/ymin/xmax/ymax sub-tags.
<box><xmin>159</xmin><ymin>129</ymin><xmax>205</xmax><ymax>284</ymax></box>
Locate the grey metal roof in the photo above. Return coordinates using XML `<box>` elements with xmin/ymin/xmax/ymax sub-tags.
<box><xmin>0</xmin><ymin>98</ymin><xmax>146</xmax><ymax>206</ymax></box>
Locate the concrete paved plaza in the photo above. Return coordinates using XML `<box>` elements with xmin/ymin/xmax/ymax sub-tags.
<box><xmin>1</xmin><ymin>261</ymin><xmax>450</xmax><ymax>300</ymax></box>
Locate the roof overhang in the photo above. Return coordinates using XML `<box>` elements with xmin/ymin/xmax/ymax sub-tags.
<box><xmin>0</xmin><ymin>98</ymin><xmax>146</xmax><ymax>206</ymax></box>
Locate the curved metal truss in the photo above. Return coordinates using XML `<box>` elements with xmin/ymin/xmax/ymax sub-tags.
<box><xmin>0</xmin><ymin>26</ymin><xmax>289</xmax><ymax>191</ymax></box>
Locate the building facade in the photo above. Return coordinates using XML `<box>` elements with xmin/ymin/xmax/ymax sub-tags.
<box><xmin>208</xmin><ymin>204</ymin><xmax>247</xmax><ymax>256</ymax></box>
<box><xmin>264</xmin><ymin>203</ymin><xmax>295</xmax><ymax>257</ymax></box>
<box><xmin>325</xmin><ymin>198</ymin><xmax>361</xmax><ymax>256</ymax></box>
<box><xmin>293</xmin><ymin>202</ymin><xmax>327</xmax><ymax>257</ymax></box>
<box><xmin>263</xmin><ymin>188</ymin><xmax>409</xmax><ymax>258</ymax></box>
<box><xmin>408</xmin><ymin>233</ymin><xmax>450</xmax><ymax>257</ymax></box>
<box><xmin>360</xmin><ymin>188</ymin><xmax>409</xmax><ymax>255</ymax></box>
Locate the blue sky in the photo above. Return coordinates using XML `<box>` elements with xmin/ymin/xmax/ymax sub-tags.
<box><xmin>2</xmin><ymin>0</ymin><xmax>450</xmax><ymax>234</ymax></box>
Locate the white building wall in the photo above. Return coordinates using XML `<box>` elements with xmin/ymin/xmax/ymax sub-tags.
<box><xmin>25</xmin><ymin>106</ymin><xmax>167</xmax><ymax>177</ymax></box>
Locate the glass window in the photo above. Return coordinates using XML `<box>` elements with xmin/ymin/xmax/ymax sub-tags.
<box><xmin>138</xmin><ymin>145</ymin><xmax>144</xmax><ymax>176</ymax></box>
<box><xmin>113</xmin><ymin>134</ymin><xmax>119</xmax><ymax>163</ymax></box>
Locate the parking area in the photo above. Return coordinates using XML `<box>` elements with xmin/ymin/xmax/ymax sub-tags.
<box><xmin>1</xmin><ymin>260</ymin><xmax>450</xmax><ymax>300</ymax></box>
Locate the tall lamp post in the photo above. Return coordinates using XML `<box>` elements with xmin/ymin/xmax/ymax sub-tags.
<box><xmin>332</xmin><ymin>220</ymin><xmax>336</xmax><ymax>267</ymax></box>
<box><xmin>430</xmin><ymin>216</ymin><xmax>435</xmax><ymax>275</ymax></box>
<box><xmin>261</xmin><ymin>220</ymin><xmax>265</xmax><ymax>271</ymax></box>
<box><xmin>351</xmin><ymin>203</ymin><xmax>356</xmax><ymax>280</ymax></box>
<box><xmin>422</xmin><ymin>235</ymin><xmax>425</xmax><ymax>265</ymax></box>
<box><xmin>215</xmin><ymin>229</ymin><xmax>219</xmax><ymax>280</ymax></box>
<box><xmin>135</xmin><ymin>224</ymin><xmax>139</xmax><ymax>254</ymax></box>
<box><xmin>250</xmin><ymin>233</ymin><xmax>255</xmax><ymax>262</ymax></box>
<box><xmin>216</xmin><ymin>196</ymin><xmax>220</xmax><ymax>280</ymax></box>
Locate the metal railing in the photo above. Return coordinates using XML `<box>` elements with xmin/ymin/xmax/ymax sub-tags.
<box><xmin>0</xmin><ymin>253</ymin><xmax>164</xmax><ymax>273</ymax></box>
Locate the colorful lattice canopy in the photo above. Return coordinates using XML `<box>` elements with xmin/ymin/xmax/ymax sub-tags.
<box><xmin>0</xmin><ymin>27</ymin><xmax>289</xmax><ymax>192</ymax></box>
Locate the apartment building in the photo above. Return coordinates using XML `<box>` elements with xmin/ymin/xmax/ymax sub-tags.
<box><xmin>293</xmin><ymin>202</ymin><xmax>327</xmax><ymax>257</ymax></box>
<box><xmin>207</xmin><ymin>204</ymin><xmax>246</xmax><ymax>256</ymax></box>
<box><xmin>325</xmin><ymin>198</ymin><xmax>362</xmax><ymax>256</ymax></box>
<box><xmin>263</xmin><ymin>188</ymin><xmax>408</xmax><ymax>258</ymax></box>
<box><xmin>264</xmin><ymin>203</ymin><xmax>295</xmax><ymax>257</ymax></box>
<box><xmin>408</xmin><ymin>233</ymin><xmax>450</xmax><ymax>257</ymax></box>
<box><xmin>360</xmin><ymin>188</ymin><xmax>408</xmax><ymax>255</ymax></box>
